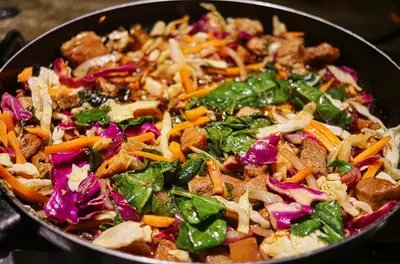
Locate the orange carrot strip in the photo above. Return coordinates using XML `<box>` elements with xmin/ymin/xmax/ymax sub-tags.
<box><xmin>281</xmin><ymin>31</ymin><xmax>305</xmax><ymax>38</ymax></box>
<box><xmin>206</xmin><ymin>62</ymin><xmax>266</xmax><ymax>76</ymax></box>
<box><xmin>128</xmin><ymin>151</ymin><xmax>171</xmax><ymax>162</ymax></box>
<box><xmin>168</xmin><ymin>142</ymin><xmax>186</xmax><ymax>163</ymax></box>
<box><xmin>142</xmin><ymin>215</ymin><xmax>175</xmax><ymax>228</ymax></box>
<box><xmin>303</xmin><ymin>124</ymin><xmax>335</xmax><ymax>152</ymax></box>
<box><xmin>0</xmin><ymin>113</ymin><xmax>8</xmax><ymax>147</ymax></box>
<box><xmin>183</xmin><ymin>39</ymin><xmax>227</xmax><ymax>54</ymax></box>
<box><xmin>277</xmin><ymin>71</ymin><xmax>289</xmax><ymax>80</ymax></box>
<box><xmin>167</xmin><ymin>116</ymin><xmax>210</xmax><ymax>136</ymax></box>
<box><xmin>7</xmin><ymin>131</ymin><xmax>26</xmax><ymax>164</ymax></box>
<box><xmin>182</xmin><ymin>35</ymin><xmax>194</xmax><ymax>43</ymax></box>
<box><xmin>185</xmin><ymin>106</ymin><xmax>207</xmax><ymax>121</ymax></box>
<box><xmin>362</xmin><ymin>160</ymin><xmax>383</xmax><ymax>179</ymax></box>
<box><xmin>275</xmin><ymin>104</ymin><xmax>294</xmax><ymax>111</ymax></box>
<box><xmin>180</xmin><ymin>66</ymin><xmax>193</xmax><ymax>93</ymax></box>
<box><xmin>45</xmin><ymin>136</ymin><xmax>102</xmax><ymax>155</ymax></box>
<box><xmin>310</xmin><ymin>120</ymin><xmax>341</xmax><ymax>145</ymax></box>
<box><xmin>3</xmin><ymin>111</ymin><xmax>14</xmax><ymax>132</ymax></box>
<box><xmin>180</xmin><ymin>85</ymin><xmax>218</xmax><ymax>99</ymax></box>
<box><xmin>353</xmin><ymin>136</ymin><xmax>392</xmax><ymax>163</ymax></box>
<box><xmin>25</xmin><ymin>126</ymin><xmax>50</xmax><ymax>140</ymax></box>
<box><xmin>285</xmin><ymin>168</ymin><xmax>313</xmax><ymax>183</ymax></box>
<box><xmin>319</xmin><ymin>78</ymin><xmax>335</xmax><ymax>93</ymax></box>
<box><xmin>128</xmin><ymin>132</ymin><xmax>155</xmax><ymax>143</ymax></box>
<box><xmin>17</xmin><ymin>67</ymin><xmax>33</xmax><ymax>83</ymax></box>
<box><xmin>0</xmin><ymin>164</ymin><xmax>48</xmax><ymax>204</ymax></box>
<box><xmin>207</xmin><ymin>160</ymin><xmax>225</xmax><ymax>194</ymax></box>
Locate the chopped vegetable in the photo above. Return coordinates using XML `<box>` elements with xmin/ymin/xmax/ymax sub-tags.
<box><xmin>169</xmin><ymin>142</ymin><xmax>186</xmax><ymax>163</ymax></box>
<box><xmin>2</xmin><ymin>111</ymin><xmax>14</xmax><ymax>132</ymax></box>
<box><xmin>128</xmin><ymin>151</ymin><xmax>171</xmax><ymax>162</ymax></box>
<box><xmin>184</xmin><ymin>106</ymin><xmax>207</xmax><ymax>120</ymax></box>
<box><xmin>45</xmin><ymin>136</ymin><xmax>102</xmax><ymax>154</ymax></box>
<box><xmin>7</xmin><ymin>131</ymin><xmax>26</xmax><ymax>164</ymax></box>
<box><xmin>266</xmin><ymin>202</ymin><xmax>312</xmax><ymax>229</ymax></box>
<box><xmin>286</xmin><ymin>168</ymin><xmax>313</xmax><ymax>183</ymax></box>
<box><xmin>353</xmin><ymin>136</ymin><xmax>391</xmax><ymax>163</ymax></box>
<box><xmin>25</xmin><ymin>126</ymin><xmax>50</xmax><ymax>139</ymax></box>
<box><xmin>142</xmin><ymin>215</ymin><xmax>176</xmax><ymax>227</ymax></box>
<box><xmin>362</xmin><ymin>160</ymin><xmax>383</xmax><ymax>179</ymax></box>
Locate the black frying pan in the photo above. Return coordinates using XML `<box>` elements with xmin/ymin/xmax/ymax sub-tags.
<box><xmin>0</xmin><ymin>0</ymin><xmax>399</xmax><ymax>263</ymax></box>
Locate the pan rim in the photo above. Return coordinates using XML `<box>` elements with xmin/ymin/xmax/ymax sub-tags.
<box><xmin>1</xmin><ymin>0</ymin><xmax>399</xmax><ymax>263</ymax></box>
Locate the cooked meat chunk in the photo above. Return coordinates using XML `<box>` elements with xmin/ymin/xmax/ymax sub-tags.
<box><xmin>340</xmin><ymin>167</ymin><xmax>362</xmax><ymax>187</ymax></box>
<box><xmin>19</xmin><ymin>133</ymin><xmax>42</xmax><ymax>159</ymax></box>
<box><xmin>97</xmin><ymin>77</ymin><xmax>118</xmax><ymax>94</ymax></box>
<box><xmin>300</xmin><ymin>138</ymin><xmax>328</xmax><ymax>176</ymax></box>
<box><xmin>18</xmin><ymin>96</ymin><xmax>33</xmax><ymax>109</ymax></box>
<box><xmin>188</xmin><ymin>175</ymin><xmax>215</xmax><ymax>196</ymax></box>
<box><xmin>356</xmin><ymin>178</ymin><xmax>400</xmax><ymax>210</ymax></box>
<box><xmin>206</xmin><ymin>254</ymin><xmax>232</xmax><ymax>263</ymax></box>
<box><xmin>222</xmin><ymin>156</ymin><xmax>243</xmax><ymax>172</ymax></box>
<box><xmin>31</xmin><ymin>151</ymin><xmax>51</xmax><ymax>179</ymax></box>
<box><xmin>275</xmin><ymin>37</ymin><xmax>305</xmax><ymax>68</ymax></box>
<box><xmin>235</xmin><ymin>18</ymin><xmax>264</xmax><ymax>36</ymax></box>
<box><xmin>180</xmin><ymin>126</ymin><xmax>208</xmax><ymax>153</ymax></box>
<box><xmin>357</xmin><ymin>118</ymin><xmax>381</xmax><ymax>130</ymax></box>
<box><xmin>236</xmin><ymin>107</ymin><xmax>261</xmax><ymax>117</ymax></box>
<box><xmin>229</xmin><ymin>237</ymin><xmax>262</xmax><ymax>262</ymax></box>
<box><xmin>95</xmin><ymin>151</ymin><xmax>143</xmax><ymax>178</ymax></box>
<box><xmin>54</xmin><ymin>92</ymin><xmax>80</xmax><ymax>110</ymax></box>
<box><xmin>155</xmin><ymin>239</ymin><xmax>191</xmax><ymax>262</ymax></box>
<box><xmin>304</xmin><ymin>43</ymin><xmax>340</xmax><ymax>66</ymax></box>
<box><xmin>61</xmin><ymin>31</ymin><xmax>108</xmax><ymax>67</ymax></box>
<box><xmin>246</xmin><ymin>37</ymin><xmax>268</xmax><ymax>56</ymax></box>
<box><xmin>235</xmin><ymin>45</ymin><xmax>256</xmax><ymax>64</ymax></box>
<box><xmin>232</xmin><ymin>175</ymin><xmax>267</xmax><ymax>201</ymax></box>
<box><xmin>244</xmin><ymin>165</ymin><xmax>268</xmax><ymax>180</ymax></box>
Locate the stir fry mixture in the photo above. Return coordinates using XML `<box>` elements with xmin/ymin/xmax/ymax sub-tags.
<box><xmin>1</xmin><ymin>3</ymin><xmax>400</xmax><ymax>262</ymax></box>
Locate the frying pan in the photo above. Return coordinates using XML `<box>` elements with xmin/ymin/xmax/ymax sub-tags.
<box><xmin>0</xmin><ymin>0</ymin><xmax>399</xmax><ymax>263</ymax></box>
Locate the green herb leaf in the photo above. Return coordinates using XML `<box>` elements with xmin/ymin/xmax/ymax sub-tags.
<box><xmin>312</xmin><ymin>200</ymin><xmax>344</xmax><ymax>243</ymax></box>
<box><xmin>176</xmin><ymin>197</ymin><xmax>201</xmax><ymax>224</ymax></box>
<box><xmin>88</xmin><ymin>148</ymin><xmax>103</xmax><ymax>172</ymax></box>
<box><xmin>326</xmin><ymin>85</ymin><xmax>346</xmax><ymax>101</ymax></box>
<box><xmin>74</xmin><ymin>108</ymin><xmax>109</xmax><ymax>126</ymax></box>
<box><xmin>177</xmin><ymin>219</ymin><xmax>227</xmax><ymax>252</ymax></box>
<box><xmin>176</xmin><ymin>157</ymin><xmax>207</xmax><ymax>187</ymax></box>
<box><xmin>152</xmin><ymin>159</ymin><xmax>181</xmax><ymax>183</ymax></box>
<box><xmin>151</xmin><ymin>193</ymin><xmax>178</xmax><ymax>217</ymax></box>
<box><xmin>118</xmin><ymin>116</ymin><xmax>154</xmax><ymax>129</ymax></box>
<box><xmin>222</xmin><ymin>131</ymin><xmax>256</xmax><ymax>154</ymax></box>
<box><xmin>328</xmin><ymin>159</ymin><xmax>354</xmax><ymax>175</ymax></box>
<box><xmin>291</xmin><ymin>219</ymin><xmax>322</xmax><ymax>237</ymax></box>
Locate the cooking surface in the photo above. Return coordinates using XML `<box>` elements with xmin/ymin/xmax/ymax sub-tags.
<box><xmin>0</xmin><ymin>0</ymin><xmax>400</xmax><ymax>263</ymax></box>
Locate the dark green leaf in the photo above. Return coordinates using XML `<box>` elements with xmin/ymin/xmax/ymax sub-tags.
<box><xmin>176</xmin><ymin>197</ymin><xmax>201</xmax><ymax>224</ymax></box>
<box><xmin>177</xmin><ymin>219</ymin><xmax>227</xmax><ymax>252</ymax></box>
<box><xmin>289</xmin><ymin>72</ymin><xmax>320</xmax><ymax>86</ymax></box>
<box><xmin>151</xmin><ymin>193</ymin><xmax>178</xmax><ymax>217</ymax></box>
<box><xmin>328</xmin><ymin>159</ymin><xmax>354</xmax><ymax>175</ymax></box>
<box><xmin>73</xmin><ymin>108</ymin><xmax>109</xmax><ymax>126</ymax></box>
<box><xmin>118</xmin><ymin>116</ymin><xmax>154</xmax><ymax>129</ymax></box>
<box><xmin>312</xmin><ymin>200</ymin><xmax>344</xmax><ymax>243</ymax></box>
<box><xmin>222</xmin><ymin>131</ymin><xmax>256</xmax><ymax>154</ymax></box>
<box><xmin>291</xmin><ymin>219</ymin><xmax>322</xmax><ymax>237</ymax></box>
<box><xmin>318</xmin><ymin>224</ymin><xmax>343</xmax><ymax>243</ymax></box>
<box><xmin>206</xmin><ymin>125</ymin><xmax>233</xmax><ymax>159</ymax></box>
<box><xmin>152</xmin><ymin>159</ymin><xmax>181</xmax><ymax>183</ymax></box>
<box><xmin>88</xmin><ymin>148</ymin><xmax>102</xmax><ymax>172</ymax></box>
<box><xmin>326</xmin><ymin>86</ymin><xmax>346</xmax><ymax>101</ymax></box>
<box><xmin>176</xmin><ymin>157</ymin><xmax>206</xmax><ymax>187</ymax></box>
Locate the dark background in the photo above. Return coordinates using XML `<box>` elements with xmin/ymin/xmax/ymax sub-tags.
<box><xmin>0</xmin><ymin>0</ymin><xmax>399</xmax><ymax>263</ymax></box>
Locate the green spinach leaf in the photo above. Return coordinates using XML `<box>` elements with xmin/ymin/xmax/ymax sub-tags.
<box><xmin>118</xmin><ymin>116</ymin><xmax>154</xmax><ymax>129</ymax></box>
<box><xmin>290</xmin><ymin>219</ymin><xmax>322</xmax><ymax>237</ymax></box>
<box><xmin>88</xmin><ymin>148</ymin><xmax>102</xmax><ymax>172</ymax></box>
<box><xmin>222</xmin><ymin>131</ymin><xmax>256</xmax><ymax>154</ymax></box>
<box><xmin>176</xmin><ymin>156</ymin><xmax>207</xmax><ymax>187</ymax></box>
<box><xmin>177</xmin><ymin>219</ymin><xmax>227</xmax><ymax>252</ymax></box>
<box><xmin>74</xmin><ymin>108</ymin><xmax>109</xmax><ymax>126</ymax></box>
<box><xmin>151</xmin><ymin>193</ymin><xmax>178</xmax><ymax>217</ymax></box>
<box><xmin>312</xmin><ymin>200</ymin><xmax>344</xmax><ymax>243</ymax></box>
<box><xmin>328</xmin><ymin>159</ymin><xmax>354</xmax><ymax>175</ymax></box>
<box><xmin>326</xmin><ymin>85</ymin><xmax>346</xmax><ymax>101</ymax></box>
<box><xmin>152</xmin><ymin>159</ymin><xmax>181</xmax><ymax>183</ymax></box>
<box><xmin>176</xmin><ymin>197</ymin><xmax>201</xmax><ymax>224</ymax></box>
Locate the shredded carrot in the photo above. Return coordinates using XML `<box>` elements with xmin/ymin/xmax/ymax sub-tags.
<box><xmin>180</xmin><ymin>85</ymin><xmax>218</xmax><ymax>99</ymax></box>
<box><xmin>128</xmin><ymin>151</ymin><xmax>171</xmax><ymax>162</ymax></box>
<box><xmin>362</xmin><ymin>160</ymin><xmax>383</xmax><ymax>179</ymax></box>
<box><xmin>0</xmin><ymin>113</ymin><xmax>8</xmax><ymax>147</ymax></box>
<box><xmin>281</xmin><ymin>31</ymin><xmax>305</xmax><ymax>38</ymax></box>
<box><xmin>319</xmin><ymin>78</ymin><xmax>335</xmax><ymax>93</ymax></box>
<box><xmin>2</xmin><ymin>111</ymin><xmax>14</xmax><ymax>132</ymax></box>
<box><xmin>142</xmin><ymin>215</ymin><xmax>176</xmax><ymax>228</ymax></box>
<box><xmin>0</xmin><ymin>164</ymin><xmax>48</xmax><ymax>204</ymax></box>
<box><xmin>285</xmin><ymin>168</ymin><xmax>313</xmax><ymax>183</ymax></box>
<box><xmin>310</xmin><ymin>120</ymin><xmax>341</xmax><ymax>145</ymax></box>
<box><xmin>49</xmin><ymin>88</ymin><xmax>76</xmax><ymax>97</ymax></box>
<box><xmin>182</xmin><ymin>35</ymin><xmax>194</xmax><ymax>43</ymax></box>
<box><xmin>207</xmin><ymin>160</ymin><xmax>225</xmax><ymax>194</ymax></box>
<box><xmin>45</xmin><ymin>136</ymin><xmax>102</xmax><ymax>155</ymax></box>
<box><xmin>25</xmin><ymin>126</ymin><xmax>50</xmax><ymax>140</ymax></box>
<box><xmin>277</xmin><ymin>71</ymin><xmax>289</xmax><ymax>80</ymax></box>
<box><xmin>168</xmin><ymin>142</ymin><xmax>186</xmax><ymax>163</ymax></box>
<box><xmin>128</xmin><ymin>132</ymin><xmax>155</xmax><ymax>143</ymax></box>
<box><xmin>183</xmin><ymin>39</ymin><xmax>227</xmax><ymax>54</ymax></box>
<box><xmin>167</xmin><ymin>116</ymin><xmax>210</xmax><ymax>136</ymax></box>
<box><xmin>185</xmin><ymin>106</ymin><xmax>207</xmax><ymax>120</ymax></box>
<box><xmin>225</xmin><ymin>210</ymin><xmax>238</xmax><ymax>221</ymax></box>
<box><xmin>303</xmin><ymin>123</ymin><xmax>336</xmax><ymax>152</ymax></box>
<box><xmin>17</xmin><ymin>67</ymin><xmax>33</xmax><ymax>83</ymax></box>
<box><xmin>180</xmin><ymin>66</ymin><xmax>193</xmax><ymax>93</ymax></box>
<box><xmin>275</xmin><ymin>104</ymin><xmax>294</xmax><ymax>111</ymax></box>
<box><xmin>274</xmin><ymin>63</ymin><xmax>283</xmax><ymax>71</ymax></box>
<box><xmin>7</xmin><ymin>131</ymin><xmax>26</xmax><ymax>164</ymax></box>
<box><xmin>353</xmin><ymin>136</ymin><xmax>392</xmax><ymax>163</ymax></box>
<box><xmin>206</xmin><ymin>62</ymin><xmax>266</xmax><ymax>76</ymax></box>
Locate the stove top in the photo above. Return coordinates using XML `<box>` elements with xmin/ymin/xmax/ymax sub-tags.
<box><xmin>1</xmin><ymin>2</ymin><xmax>400</xmax><ymax>263</ymax></box>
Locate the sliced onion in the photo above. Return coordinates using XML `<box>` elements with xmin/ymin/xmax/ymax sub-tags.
<box><xmin>280</xmin><ymin>148</ymin><xmax>306</xmax><ymax>170</ymax></box>
<box><xmin>73</xmin><ymin>53</ymin><xmax>120</xmax><ymax>78</ymax></box>
<box><xmin>250</xmin><ymin>225</ymin><xmax>273</xmax><ymax>238</ymax></box>
<box><xmin>250</xmin><ymin>210</ymin><xmax>270</xmax><ymax>228</ymax></box>
<box><xmin>224</xmin><ymin>47</ymin><xmax>247</xmax><ymax>81</ymax></box>
<box><xmin>248</xmin><ymin>188</ymin><xmax>283</xmax><ymax>204</ymax></box>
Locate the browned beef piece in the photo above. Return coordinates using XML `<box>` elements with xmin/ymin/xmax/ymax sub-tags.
<box><xmin>19</xmin><ymin>133</ymin><xmax>42</xmax><ymax>159</ymax></box>
<box><xmin>222</xmin><ymin>156</ymin><xmax>243</xmax><ymax>173</ymax></box>
<box><xmin>61</xmin><ymin>31</ymin><xmax>108</xmax><ymax>67</ymax></box>
<box><xmin>155</xmin><ymin>240</ymin><xmax>182</xmax><ymax>262</ymax></box>
<box><xmin>243</xmin><ymin>165</ymin><xmax>268</xmax><ymax>180</ymax></box>
<box><xmin>275</xmin><ymin>37</ymin><xmax>305</xmax><ymax>69</ymax></box>
<box><xmin>180</xmin><ymin>126</ymin><xmax>208</xmax><ymax>153</ymax></box>
<box><xmin>300</xmin><ymin>138</ymin><xmax>328</xmax><ymax>176</ymax></box>
<box><xmin>206</xmin><ymin>254</ymin><xmax>232</xmax><ymax>263</ymax></box>
<box><xmin>54</xmin><ymin>92</ymin><xmax>80</xmax><ymax>110</ymax></box>
<box><xmin>304</xmin><ymin>42</ymin><xmax>340</xmax><ymax>66</ymax></box>
<box><xmin>235</xmin><ymin>18</ymin><xmax>264</xmax><ymax>36</ymax></box>
<box><xmin>232</xmin><ymin>175</ymin><xmax>267</xmax><ymax>201</ymax></box>
<box><xmin>246</xmin><ymin>37</ymin><xmax>268</xmax><ymax>56</ymax></box>
<box><xmin>31</xmin><ymin>151</ymin><xmax>52</xmax><ymax>178</ymax></box>
<box><xmin>188</xmin><ymin>175</ymin><xmax>215</xmax><ymax>196</ymax></box>
<box><xmin>356</xmin><ymin>178</ymin><xmax>400</xmax><ymax>210</ymax></box>
<box><xmin>18</xmin><ymin>97</ymin><xmax>33</xmax><ymax>109</ymax></box>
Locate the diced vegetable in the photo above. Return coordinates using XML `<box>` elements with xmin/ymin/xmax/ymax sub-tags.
<box><xmin>266</xmin><ymin>202</ymin><xmax>312</xmax><ymax>230</ymax></box>
<box><xmin>25</xmin><ymin>126</ymin><xmax>50</xmax><ymax>139</ymax></box>
<box><xmin>45</xmin><ymin>136</ymin><xmax>102</xmax><ymax>154</ymax></box>
<box><xmin>353</xmin><ymin>136</ymin><xmax>391</xmax><ymax>163</ymax></box>
<box><xmin>286</xmin><ymin>168</ymin><xmax>313</xmax><ymax>183</ymax></box>
<box><xmin>142</xmin><ymin>215</ymin><xmax>176</xmax><ymax>227</ymax></box>
<box><xmin>168</xmin><ymin>142</ymin><xmax>186</xmax><ymax>163</ymax></box>
<box><xmin>7</xmin><ymin>131</ymin><xmax>26</xmax><ymax>164</ymax></box>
